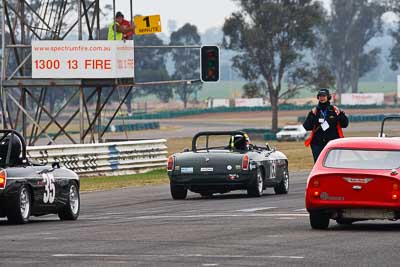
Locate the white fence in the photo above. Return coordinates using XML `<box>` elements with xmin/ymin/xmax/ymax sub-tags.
<box><xmin>207</xmin><ymin>98</ymin><xmax>269</xmax><ymax>108</ymax></box>
<box><xmin>27</xmin><ymin>139</ymin><xmax>167</xmax><ymax>177</ymax></box>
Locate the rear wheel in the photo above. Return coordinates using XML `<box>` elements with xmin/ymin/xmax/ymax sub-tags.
<box><xmin>309</xmin><ymin>211</ymin><xmax>330</xmax><ymax>229</ymax></box>
<box><xmin>7</xmin><ymin>185</ymin><xmax>31</xmax><ymax>224</ymax></box>
<box><xmin>58</xmin><ymin>181</ymin><xmax>80</xmax><ymax>220</ymax></box>
<box><xmin>274</xmin><ymin>168</ymin><xmax>289</xmax><ymax>194</ymax></box>
<box><xmin>247</xmin><ymin>168</ymin><xmax>263</xmax><ymax>197</ymax></box>
<box><xmin>170</xmin><ymin>182</ymin><xmax>187</xmax><ymax>200</ymax></box>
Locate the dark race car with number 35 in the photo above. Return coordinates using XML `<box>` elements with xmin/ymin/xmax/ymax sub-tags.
<box><xmin>167</xmin><ymin>131</ymin><xmax>289</xmax><ymax>199</ymax></box>
<box><xmin>0</xmin><ymin>130</ymin><xmax>80</xmax><ymax>224</ymax></box>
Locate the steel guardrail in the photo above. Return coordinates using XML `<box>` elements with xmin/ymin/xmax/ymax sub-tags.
<box><xmin>26</xmin><ymin>139</ymin><xmax>167</xmax><ymax>177</ymax></box>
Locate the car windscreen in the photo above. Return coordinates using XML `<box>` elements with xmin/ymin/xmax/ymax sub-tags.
<box><xmin>195</xmin><ymin>135</ymin><xmax>232</xmax><ymax>150</ymax></box>
<box><xmin>324</xmin><ymin>149</ymin><xmax>400</xmax><ymax>169</ymax></box>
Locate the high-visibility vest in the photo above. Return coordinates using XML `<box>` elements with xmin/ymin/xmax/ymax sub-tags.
<box><xmin>304</xmin><ymin>106</ymin><xmax>344</xmax><ymax>147</ymax></box>
<box><xmin>107</xmin><ymin>22</ymin><xmax>123</xmax><ymax>40</ymax></box>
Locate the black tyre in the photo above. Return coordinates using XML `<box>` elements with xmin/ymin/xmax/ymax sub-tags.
<box><xmin>274</xmin><ymin>168</ymin><xmax>289</xmax><ymax>194</ymax></box>
<box><xmin>309</xmin><ymin>211</ymin><xmax>330</xmax><ymax>230</ymax></box>
<box><xmin>247</xmin><ymin>168</ymin><xmax>263</xmax><ymax>197</ymax></box>
<box><xmin>58</xmin><ymin>181</ymin><xmax>80</xmax><ymax>220</ymax></box>
<box><xmin>7</xmin><ymin>185</ymin><xmax>31</xmax><ymax>224</ymax></box>
<box><xmin>170</xmin><ymin>182</ymin><xmax>187</xmax><ymax>200</ymax></box>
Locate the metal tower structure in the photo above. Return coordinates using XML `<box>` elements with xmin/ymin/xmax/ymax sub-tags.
<box><xmin>0</xmin><ymin>0</ymin><xmax>137</xmax><ymax>145</ymax></box>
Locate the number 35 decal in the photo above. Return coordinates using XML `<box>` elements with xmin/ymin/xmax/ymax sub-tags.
<box><xmin>42</xmin><ymin>173</ymin><xmax>55</xmax><ymax>204</ymax></box>
<box><xmin>270</xmin><ymin>160</ymin><xmax>277</xmax><ymax>179</ymax></box>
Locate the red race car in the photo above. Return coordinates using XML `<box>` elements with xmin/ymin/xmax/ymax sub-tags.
<box><xmin>305</xmin><ymin>117</ymin><xmax>400</xmax><ymax>229</ymax></box>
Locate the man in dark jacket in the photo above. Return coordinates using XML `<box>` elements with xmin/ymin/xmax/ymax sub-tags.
<box><xmin>303</xmin><ymin>88</ymin><xmax>349</xmax><ymax>162</ymax></box>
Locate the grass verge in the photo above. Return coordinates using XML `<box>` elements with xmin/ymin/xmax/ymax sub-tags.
<box><xmin>81</xmin><ymin>168</ymin><xmax>169</xmax><ymax>192</ymax></box>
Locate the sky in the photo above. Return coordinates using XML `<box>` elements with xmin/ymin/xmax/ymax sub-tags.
<box><xmin>104</xmin><ymin>0</ymin><xmax>240</xmax><ymax>33</ymax></box>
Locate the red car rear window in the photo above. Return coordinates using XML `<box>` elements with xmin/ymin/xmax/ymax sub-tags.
<box><xmin>324</xmin><ymin>149</ymin><xmax>400</xmax><ymax>170</ymax></box>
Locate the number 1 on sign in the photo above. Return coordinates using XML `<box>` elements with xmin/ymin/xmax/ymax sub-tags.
<box><xmin>143</xmin><ymin>16</ymin><xmax>150</xmax><ymax>27</ymax></box>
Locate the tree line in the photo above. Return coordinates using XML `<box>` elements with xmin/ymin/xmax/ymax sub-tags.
<box><xmin>222</xmin><ymin>0</ymin><xmax>400</xmax><ymax>132</ymax></box>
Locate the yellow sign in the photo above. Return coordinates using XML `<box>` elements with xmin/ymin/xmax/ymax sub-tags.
<box><xmin>134</xmin><ymin>15</ymin><xmax>162</xmax><ymax>35</ymax></box>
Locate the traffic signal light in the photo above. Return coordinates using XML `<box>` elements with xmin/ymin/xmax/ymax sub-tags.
<box><xmin>200</xmin><ymin>45</ymin><xmax>220</xmax><ymax>82</ymax></box>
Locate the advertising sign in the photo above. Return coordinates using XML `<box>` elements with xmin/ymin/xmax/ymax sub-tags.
<box><xmin>208</xmin><ymin>98</ymin><xmax>230</xmax><ymax>108</ymax></box>
<box><xmin>341</xmin><ymin>93</ymin><xmax>384</xmax><ymax>105</ymax></box>
<box><xmin>32</xmin><ymin>40</ymin><xmax>134</xmax><ymax>79</ymax></box>
<box><xmin>235</xmin><ymin>98</ymin><xmax>265</xmax><ymax>107</ymax></box>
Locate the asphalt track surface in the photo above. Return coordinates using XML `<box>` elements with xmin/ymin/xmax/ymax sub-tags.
<box><xmin>2</xmin><ymin>171</ymin><xmax>400</xmax><ymax>266</ymax></box>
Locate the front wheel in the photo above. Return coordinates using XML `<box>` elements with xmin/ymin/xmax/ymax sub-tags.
<box><xmin>170</xmin><ymin>182</ymin><xmax>187</xmax><ymax>200</ymax></box>
<box><xmin>58</xmin><ymin>181</ymin><xmax>80</xmax><ymax>220</ymax></box>
<box><xmin>274</xmin><ymin>168</ymin><xmax>289</xmax><ymax>194</ymax></box>
<box><xmin>309</xmin><ymin>211</ymin><xmax>330</xmax><ymax>230</ymax></box>
<box><xmin>7</xmin><ymin>185</ymin><xmax>31</xmax><ymax>224</ymax></box>
<box><xmin>247</xmin><ymin>168</ymin><xmax>263</xmax><ymax>197</ymax></box>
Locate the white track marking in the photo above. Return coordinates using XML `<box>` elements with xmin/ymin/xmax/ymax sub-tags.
<box><xmin>53</xmin><ymin>254</ymin><xmax>121</xmax><ymax>257</ymax></box>
<box><xmin>135</xmin><ymin>213</ymin><xmax>308</xmax><ymax>219</ymax></box>
<box><xmin>293</xmin><ymin>208</ymin><xmax>307</xmax><ymax>212</ymax></box>
<box><xmin>103</xmin><ymin>212</ymin><xmax>124</xmax><ymax>215</ymax></box>
<box><xmin>236</xmin><ymin>207</ymin><xmax>277</xmax><ymax>212</ymax></box>
<box><xmin>53</xmin><ymin>253</ymin><xmax>304</xmax><ymax>259</ymax></box>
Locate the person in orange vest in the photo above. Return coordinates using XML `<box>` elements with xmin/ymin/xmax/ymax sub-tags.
<box><xmin>303</xmin><ymin>88</ymin><xmax>349</xmax><ymax>162</ymax></box>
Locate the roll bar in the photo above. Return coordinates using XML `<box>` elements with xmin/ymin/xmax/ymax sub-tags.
<box><xmin>191</xmin><ymin>131</ymin><xmax>246</xmax><ymax>152</ymax></box>
<box><xmin>0</xmin><ymin>129</ymin><xmax>27</xmax><ymax>166</ymax></box>
<box><xmin>379</xmin><ymin>116</ymin><xmax>400</xmax><ymax>137</ymax></box>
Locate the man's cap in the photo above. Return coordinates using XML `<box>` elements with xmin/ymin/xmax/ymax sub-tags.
<box><xmin>116</xmin><ymin>11</ymin><xmax>124</xmax><ymax>18</ymax></box>
<box><xmin>317</xmin><ymin>88</ymin><xmax>330</xmax><ymax>97</ymax></box>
